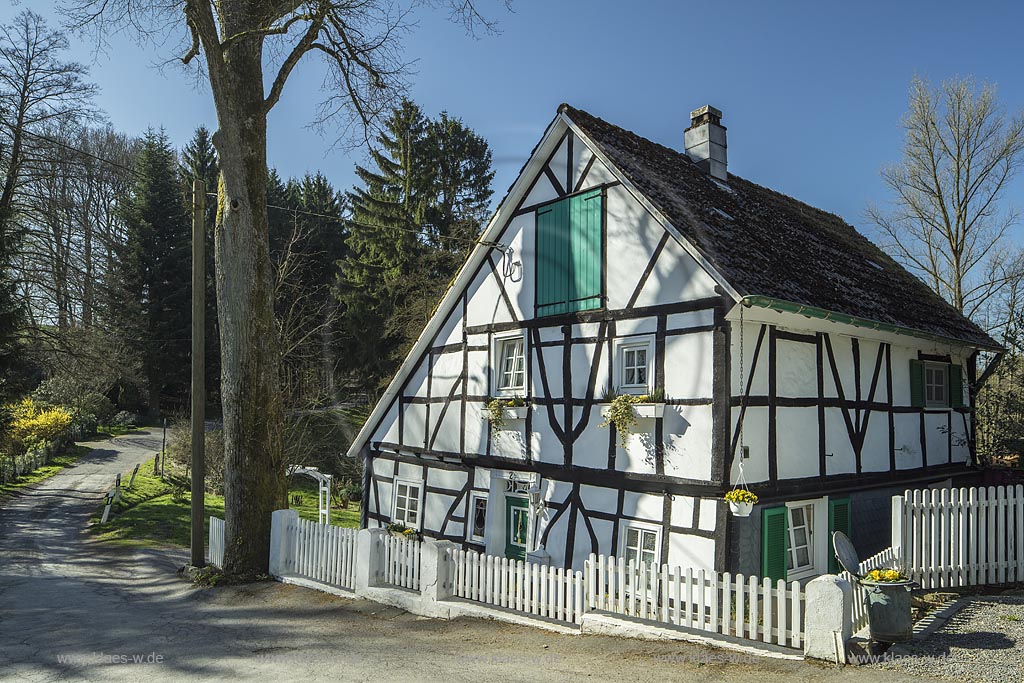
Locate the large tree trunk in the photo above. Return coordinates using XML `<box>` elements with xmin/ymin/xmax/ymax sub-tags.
<box><xmin>209</xmin><ymin>33</ymin><xmax>286</xmax><ymax>576</ymax></box>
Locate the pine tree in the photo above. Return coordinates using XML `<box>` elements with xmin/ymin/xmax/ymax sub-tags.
<box><xmin>180</xmin><ymin>126</ymin><xmax>221</xmax><ymax>409</ymax></box>
<box><xmin>337</xmin><ymin>100</ymin><xmax>494</xmax><ymax>393</ymax></box>
<box><xmin>116</xmin><ymin>129</ymin><xmax>191</xmax><ymax>416</ymax></box>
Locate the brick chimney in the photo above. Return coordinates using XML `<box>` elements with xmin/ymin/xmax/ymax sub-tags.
<box><xmin>684</xmin><ymin>105</ymin><xmax>727</xmax><ymax>180</ymax></box>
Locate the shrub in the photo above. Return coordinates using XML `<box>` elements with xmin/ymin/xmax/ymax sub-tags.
<box><xmin>6</xmin><ymin>398</ymin><xmax>73</xmax><ymax>452</ymax></box>
<box><xmin>165</xmin><ymin>423</ymin><xmax>225</xmax><ymax>495</ymax></box>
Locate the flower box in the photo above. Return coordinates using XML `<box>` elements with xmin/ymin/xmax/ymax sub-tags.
<box><xmin>481</xmin><ymin>406</ymin><xmax>528</xmax><ymax>420</ymax></box>
<box><xmin>600</xmin><ymin>403</ymin><xmax>665</xmax><ymax>419</ymax></box>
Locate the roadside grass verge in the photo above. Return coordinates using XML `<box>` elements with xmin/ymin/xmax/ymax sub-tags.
<box><xmin>93</xmin><ymin>460</ymin><xmax>359</xmax><ymax>548</ymax></box>
<box><xmin>80</xmin><ymin>425</ymin><xmax>138</xmax><ymax>442</ymax></box>
<box><xmin>0</xmin><ymin>445</ymin><xmax>90</xmax><ymax>501</ymax></box>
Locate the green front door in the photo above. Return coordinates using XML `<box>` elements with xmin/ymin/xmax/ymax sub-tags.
<box><xmin>505</xmin><ymin>496</ymin><xmax>529</xmax><ymax>561</ymax></box>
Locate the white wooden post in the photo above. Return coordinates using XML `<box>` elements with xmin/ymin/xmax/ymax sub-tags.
<box><xmin>269</xmin><ymin>509</ymin><xmax>299</xmax><ymax>576</ymax></box>
<box><xmin>803</xmin><ymin>575</ymin><xmax>852</xmax><ymax>663</ymax></box>
<box><xmin>891</xmin><ymin>494</ymin><xmax>905</xmax><ymax>568</ymax></box>
<box><xmin>355</xmin><ymin>527</ymin><xmax>385</xmax><ymax>594</ymax></box>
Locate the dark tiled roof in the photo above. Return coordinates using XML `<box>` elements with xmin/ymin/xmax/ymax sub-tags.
<box><xmin>562</xmin><ymin>104</ymin><xmax>998</xmax><ymax>349</ymax></box>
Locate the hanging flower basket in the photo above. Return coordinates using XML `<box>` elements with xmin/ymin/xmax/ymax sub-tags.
<box><xmin>724</xmin><ymin>488</ymin><xmax>758</xmax><ymax>517</ymax></box>
<box><xmin>728</xmin><ymin>500</ymin><xmax>754</xmax><ymax>517</ymax></box>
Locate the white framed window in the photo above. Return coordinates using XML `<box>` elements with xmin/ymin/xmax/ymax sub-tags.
<box><xmin>621</xmin><ymin>523</ymin><xmax>660</xmax><ymax>568</ymax></box>
<box><xmin>786</xmin><ymin>503</ymin><xmax>815</xmax><ymax>576</ymax></box>
<box><xmin>494</xmin><ymin>335</ymin><xmax>526</xmax><ymax>394</ymax></box>
<box><xmin>468</xmin><ymin>493</ymin><xmax>488</xmax><ymax>543</ymax></box>
<box><xmin>393</xmin><ymin>479</ymin><xmax>423</xmax><ymax>530</ymax></box>
<box><xmin>615</xmin><ymin>337</ymin><xmax>653</xmax><ymax>394</ymax></box>
<box><xmin>924</xmin><ymin>362</ymin><xmax>948</xmax><ymax>408</ymax></box>
<box><xmin>784</xmin><ymin>497</ymin><xmax>828</xmax><ymax>581</ymax></box>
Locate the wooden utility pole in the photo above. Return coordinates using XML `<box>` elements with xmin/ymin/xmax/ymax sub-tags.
<box><xmin>191</xmin><ymin>179</ymin><xmax>206</xmax><ymax>568</ymax></box>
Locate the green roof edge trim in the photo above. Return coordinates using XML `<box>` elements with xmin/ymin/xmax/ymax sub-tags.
<box><xmin>740</xmin><ymin>295</ymin><xmax>1003</xmax><ymax>353</ymax></box>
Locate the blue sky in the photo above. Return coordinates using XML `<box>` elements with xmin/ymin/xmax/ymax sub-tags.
<box><xmin>6</xmin><ymin>0</ymin><xmax>1024</xmax><ymax>241</ymax></box>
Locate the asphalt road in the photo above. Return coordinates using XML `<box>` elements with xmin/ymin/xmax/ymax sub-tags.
<box><xmin>0</xmin><ymin>433</ymin><xmax>950</xmax><ymax>682</ymax></box>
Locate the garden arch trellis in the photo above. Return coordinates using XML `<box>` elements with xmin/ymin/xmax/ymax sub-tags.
<box><xmin>287</xmin><ymin>465</ymin><xmax>332</xmax><ymax>524</ymax></box>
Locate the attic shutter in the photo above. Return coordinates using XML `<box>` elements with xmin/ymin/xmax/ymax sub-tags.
<box><xmin>909</xmin><ymin>359</ymin><xmax>925</xmax><ymax>408</ymax></box>
<box><xmin>828</xmin><ymin>497</ymin><xmax>852</xmax><ymax>574</ymax></box>
<box><xmin>761</xmin><ymin>506</ymin><xmax>788</xmax><ymax>582</ymax></box>
<box><xmin>536</xmin><ymin>189</ymin><xmax>603</xmax><ymax>317</ymax></box>
<box><xmin>949</xmin><ymin>365</ymin><xmax>965</xmax><ymax>408</ymax></box>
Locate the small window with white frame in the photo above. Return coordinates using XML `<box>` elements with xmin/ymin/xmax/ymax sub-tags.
<box><xmin>924</xmin><ymin>362</ymin><xmax>949</xmax><ymax>408</ymax></box>
<box><xmin>494</xmin><ymin>335</ymin><xmax>526</xmax><ymax>394</ymax></box>
<box><xmin>621</xmin><ymin>523</ymin><xmax>660</xmax><ymax>568</ymax></box>
<box><xmin>617</xmin><ymin>338</ymin><xmax>653</xmax><ymax>394</ymax></box>
<box><xmin>393</xmin><ymin>479</ymin><xmax>423</xmax><ymax>530</ymax></box>
<box><xmin>468</xmin><ymin>493</ymin><xmax>488</xmax><ymax>543</ymax></box>
<box><xmin>786</xmin><ymin>503</ymin><xmax>815</xmax><ymax>577</ymax></box>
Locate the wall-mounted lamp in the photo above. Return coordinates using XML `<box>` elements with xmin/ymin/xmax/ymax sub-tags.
<box><xmin>527</xmin><ymin>485</ymin><xmax>545</xmax><ymax>511</ymax></box>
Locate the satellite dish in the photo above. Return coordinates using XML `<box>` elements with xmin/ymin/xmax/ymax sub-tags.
<box><xmin>832</xmin><ymin>530</ymin><xmax>862</xmax><ymax>579</ymax></box>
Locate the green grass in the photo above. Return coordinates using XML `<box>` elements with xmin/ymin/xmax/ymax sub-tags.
<box><xmin>287</xmin><ymin>478</ymin><xmax>361</xmax><ymax>528</ymax></box>
<box><xmin>93</xmin><ymin>461</ymin><xmax>360</xmax><ymax>548</ymax></box>
<box><xmin>0</xmin><ymin>445</ymin><xmax>90</xmax><ymax>501</ymax></box>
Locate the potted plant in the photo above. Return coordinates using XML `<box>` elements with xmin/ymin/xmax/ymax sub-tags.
<box><xmin>859</xmin><ymin>568</ymin><xmax>915</xmax><ymax>643</ymax></box>
<box><xmin>724</xmin><ymin>488</ymin><xmax>758</xmax><ymax>517</ymax></box>
<box><xmin>386</xmin><ymin>522</ymin><xmax>418</xmax><ymax>540</ymax></box>
<box><xmin>600</xmin><ymin>388</ymin><xmax>666</xmax><ymax>447</ymax></box>
<box><xmin>483</xmin><ymin>396</ymin><xmax>527</xmax><ymax>441</ymax></box>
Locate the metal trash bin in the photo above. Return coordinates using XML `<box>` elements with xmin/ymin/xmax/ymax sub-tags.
<box><xmin>833</xmin><ymin>531</ymin><xmax>916</xmax><ymax>644</ymax></box>
<box><xmin>860</xmin><ymin>578</ymin><xmax>914</xmax><ymax>642</ymax></box>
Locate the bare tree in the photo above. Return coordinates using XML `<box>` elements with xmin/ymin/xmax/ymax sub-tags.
<box><xmin>0</xmin><ymin>10</ymin><xmax>95</xmax><ymax>235</ymax></box>
<box><xmin>61</xmin><ymin>0</ymin><xmax>505</xmax><ymax>575</ymax></box>
<box><xmin>867</xmin><ymin>76</ymin><xmax>1024</xmax><ymax>331</ymax></box>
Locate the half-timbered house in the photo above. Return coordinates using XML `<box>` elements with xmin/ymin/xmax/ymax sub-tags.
<box><xmin>347</xmin><ymin>104</ymin><xmax>1001</xmax><ymax>583</ymax></box>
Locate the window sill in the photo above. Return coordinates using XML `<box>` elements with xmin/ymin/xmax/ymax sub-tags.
<box><xmin>600</xmin><ymin>403</ymin><xmax>665</xmax><ymax>419</ymax></box>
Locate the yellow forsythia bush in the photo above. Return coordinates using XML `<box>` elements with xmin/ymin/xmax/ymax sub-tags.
<box><xmin>7</xmin><ymin>398</ymin><xmax>73</xmax><ymax>451</ymax></box>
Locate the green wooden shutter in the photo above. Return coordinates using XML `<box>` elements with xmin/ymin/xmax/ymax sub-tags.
<box><xmin>535</xmin><ymin>189</ymin><xmax>603</xmax><ymax>317</ymax></box>
<box><xmin>909</xmin><ymin>359</ymin><xmax>925</xmax><ymax>408</ymax></box>
<box><xmin>828</xmin><ymin>497</ymin><xmax>852</xmax><ymax>573</ymax></box>
<box><xmin>949</xmin><ymin>364</ymin><xmax>965</xmax><ymax>408</ymax></box>
<box><xmin>761</xmin><ymin>506</ymin><xmax>788</xmax><ymax>581</ymax></box>
<box><xmin>568</xmin><ymin>189</ymin><xmax>602</xmax><ymax>312</ymax></box>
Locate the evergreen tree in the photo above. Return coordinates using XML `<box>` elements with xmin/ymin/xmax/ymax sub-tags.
<box><xmin>337</xmin><ymin>100</ymin><xmax>494</xmax><ymax>393</ymax></box>
<box><xmin>180</xmin><ymin>126</ymin><xmax>221</xmax><ymax>409</ymax></box>
<box><xmin>115</xmin><ymin>130</ymin><xmax>191</xmax><ymax>416</ymax></box>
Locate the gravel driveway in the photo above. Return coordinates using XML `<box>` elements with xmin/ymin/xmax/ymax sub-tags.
<box><xmin>0</xmin><ymin>433</ymin><xmax>974</xmax><ymax>682</ymax></box>
<box><xmin>870</xmin><ymin>594</ymin><xmax>1023</xmax><ymax>681</ymax></box>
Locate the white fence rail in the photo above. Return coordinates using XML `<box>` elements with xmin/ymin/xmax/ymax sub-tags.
<box><xmin>378</xmin><ymin>534</ymin><xmax>422</xmax><ymax>591</ymax></box>
<box><xmin>586</xmin><ymin>554</ymin><xmax>805</xmax><ymax>649</ymax></box>
<box><xmin>209</xmin><ymin>516</ymin><xmax>225</xmax><ymax>568</ymax></box>
<box><xmin>285</xmin><ymin>517</ymin><xmax>359</xmax><ymax>589</ymax></box>
<box><xmin>446</xmin><ymin>549</ymin><xmax>586</xmax><ymax>624</ymax></box>
<box><xmin>840</xmin><ymin>546</ymin><xmax>898</xmax><ymax>633</ymax></box>
<box><xmin>893</xmin><ymin>484</ymin><xmax>1024</xmax><ymax>589</ymax></box>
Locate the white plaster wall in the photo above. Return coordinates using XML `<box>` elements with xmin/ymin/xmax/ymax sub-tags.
<box><xmin>823</xmin><ymin>409</ymin><xmax>857</xmax><ymax>476</ymax></box>
<box><xmin>663</xmin><ymin>405</ymin><xmax>713</xmax><ymax>480</ymax></box>
<box><xmin>730</xmin><ymin>406</ymin><xmax>769</xmax><ymax>484</ymax></box>
<box><xmin>667</xmin><ymin>533</ymin><xmax>716</xmax><ymax>572</ymax></box>
<box><xmin>664</xmin><ymin>332</ymin><xmax>714</xmax><ymax>399</ymax></box>
<box><xmin>861</xmin><ymin>418</ymin><xmax>891</xmax><ymax>472</ymax></box>
<box><xmin>777</xmin><ymin>339</ymin><xmax>817</xmax><ymax>398</ymax></box>
<box><xmin>429</xmin><ymin>352</ymin><xmax>462</xmax><ymax>400</ymax></box>
<box><xmin>775</xmin><ymin>407</ymin><xmax>819</xmax><ymax>480</ymax></box>
<box><xmin>671</xmin><ymin>496</ymin><xmax>695</xmax><ymax>528</ymax></box>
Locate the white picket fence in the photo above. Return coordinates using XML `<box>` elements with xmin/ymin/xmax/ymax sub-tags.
<box><xmin>839</xmin><ymin>546</ymin><xmax>898</xmax><ymax>633</ymax></box>
<box><xmin>285</xmin><ymin>516</ymin><xmax>360</xmax><ymax>589</ymax></box>
<box><xmin>209</xmin><ymin>516</ymin><xmax>225</xmax><ymax>568</ymax></box>
<box><xmin>586</xmin><ymin>554</ymin><xmax>805</xmax><ymax>649</ymax></box>
<box><xmin>378</xmin><ymin>533</ymin><xmax>422</xmax><ymax>591</ymax></box>
<box><xmin>445</xmin><ymin>549</ymin><xmax>586</xmax><ymax>624</ymax></box>
<box><xmin>893</xmin><ymin>484</ymin><xmax>1024</xmax><ymax>589</ymax></box>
